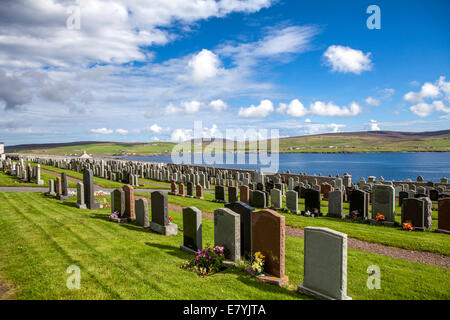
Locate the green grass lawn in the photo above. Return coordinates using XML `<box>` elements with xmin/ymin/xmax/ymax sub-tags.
<box><xmin>0</xmin><ymin>192</ymin><xmax>448</xmax><ymax>300</ymax></box>
<box><xmin>137</xmin><ymin>192</ymin><xmax>450</xmax><ymax>256</ymax></box>
<box><xmin>0</xmin><ymin>170</ymin><xmax>77</xmax><ymax>188</ymax></box>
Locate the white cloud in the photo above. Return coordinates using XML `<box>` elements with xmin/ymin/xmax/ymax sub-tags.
<box><xmin>219</xmin><ymin>25</ymin><xmax>318</xmax><ymax>67</ymax></box>
<box><xmin>0</xmin><ymin>0</ymin><xmax>273</xmax><ymax>68</ymax></box>
<box><xmin>277</xmin><ymin>99</ymin><xmax>308</xmax><ymax>117</ymax></box>
<box><xmin>238</xmin><ymin>99</ymin><xmax>274</xmax><ymax>118</ymax></box>
<box><xmin>404</xmin><ymin>76</ymin><xmax>450</xmax><ymax>117</ymax></box>
<box><xmin>297</xmin><ymin>123</ymin><xmax>345</xmax><ymax>135</ymax></box>
<box><xmin>323</xmin><ymin>45</ymin><xmax>372</xmax><ymax>74</ymax></box>
<box><xmin>304</xmin><ymin>118</ymin><xmax>311</xmax><ymax>123</ymax></box>
<box><xmin>149</xmin><ymin>124</ymin><xmax>162</xmax><ymax>133</ymax></box>
<box><xmin>165</xmin><ymin>100</ymin><xmax>201</xmax><ymax>115</ymax></box>
<box><xmin>209</xmin><ymin>99</ymin><xmax>228</xmax><ymax>112</ymax></box>
<box><xmin>90</xmin><ymin>128</ymin><xmax>113</xmax><ymax>134</ymax></box>
<box><xmin>365</xmin><ymin>96</ymin><xmax>380</xmax><ymax>106</ymax></box>
<box><xmin>115</xmin><ymin>128</ymin><xmax>128</xmax><ymax>135</ymax></box>
<box><xmin>171</xmin><ymin>128</ymin><xmax>192</xmax><ymax>142</ymax></box>
<box><xmin>309</xmin><ymin>101</ymin><xmax>362</xmax><ymax>117</ymax></box>
<box><xmin>410</xmin><ymin>100</ymin><xmax>450</xmax><ymax>117</ymax></box>
<box><xmin>182</xmin><ymin>100</ymin><xmax>201</xmax><ymax>114</ymax></box>
<box><xmin>404</xmin><ymin>82</ymin><xmax>440</xmax><ymax>104</ymax></box>
<box><xmin>187</xmin><ymin>49</ymin><xmax>222</xmax><ymax>84</ymax></box>
<box><xmin>165</xmin><ymin>103</ymin><xmax>182</xmax><ymax>115</ymax></box>
<box><xmin>369</xmin><ymin>120</ymin><xmax>380</xmax><ymax>131</ymax></box>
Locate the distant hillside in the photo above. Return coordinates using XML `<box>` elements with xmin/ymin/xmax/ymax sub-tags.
<box><xmin>4</xmin><ymin>129</ymin><xmax>450</xmax><ymax>155</ymax></box>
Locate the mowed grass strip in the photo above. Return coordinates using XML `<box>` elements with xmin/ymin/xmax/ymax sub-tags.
<box><xmin>139</xmin><ymin>192</ymin><xmax>450</xmax><ymax>256</ymax></box>
<box><xmin>0</xmin><ymin>170</ymin><xmax>77</xmax><ymax>188</ymax></box>
<box><xmin>0</xmin><ymin>192</ymin><xmax>449</xmax><ymax>300</ymax></box>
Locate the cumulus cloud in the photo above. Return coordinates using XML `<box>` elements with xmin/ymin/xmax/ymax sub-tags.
<box><xmin>187</xmin><ymin>49</ymin><xmax>222</xmax><ymax>84</ymax></box>
<box><xmin>182</xmin><ymin>100</ymin><xmax>201</xmax><ymax>114</ymax></box>
<box><xmin>404</xmin><ymin>76</ymin><xmax>450</xmax><ymax>117</ymax></box>
<box><xmin>0</xmin><ymin>0</ymin><xmax>273</xmax><ymax>68</ymax></box>
<box><xmin>277</xmin><ymin>99</ymin><xmax>308</xmax><ymax>117</ymax></box>
<box><xmin>165</xmin><ymin>100</ymin><xmax>201</xmax><ymax>115</ymax></box>
<box><xmin>115</xmin><ymin>128</ymin><xmax>128</xmax><ymax>135</ymax></box>
<box><xmin>309</xmin><ymin>101</ymin><xmax>362</xmax><ymax>117</ymax></box>
<box><xmin>209</xmin><ymin>99</ymin><xmax>228</xmax><ymax>112</ymax></box>
<box><xmin>323</xmin><ymin>45</ymin><xmax>372</xmax><ymax>74</ymax></box>
<box><xmin>368</xmin><ymin>120</ymin><xmax>381</xmax><ymax>131</ymax></box>
<box><xmin>90</xmin><ymin>128</ymin><xmax>113</xmax><ymax>134</ymax></box>
<box><xmin>297</xmin><ymin>122</ymin><xmax>345</xmax><ymax>135</ymax></box>
<box><xmin>148</xmin><ymin>124</ymin><xmax>162</xmax><ymax>133</ymax></box>
<box><xmin>365</xmin><ymin>96</ymin><xmax>380</xmax><ymax>107</ymax></box>
<box><xmin>171</xmin><ymin>128</ymin><xmax>193</xmax><ymax>142</ymax></box>
<box><xmin>238</xmin><ymin>99</ymin><xmax>274</xmax><ymax>118</ymax></box>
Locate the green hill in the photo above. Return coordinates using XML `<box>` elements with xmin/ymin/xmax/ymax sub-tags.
<box><xmin>5</xmin><ymin>130</ymin><xmax>450</xmax><ymax>156</ymax></box>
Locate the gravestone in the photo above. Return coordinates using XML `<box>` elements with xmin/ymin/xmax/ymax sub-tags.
<box><xmin>228</xmin><ymin>186</ymin><xmax>238</xmax><ymax>203</ymax></box>
<box><xmin>328</xmin><ymin>190</ymin><xmax>343</xmax><ymax>218</ymax></box>
<box><xmin>135</xmin><ymin>198</ymin><xmax>150</xmax><ymax>227</ymax></box>
<box><xmin>401</xmin><ymin>198</ymin><xmax>428</xmax><ymax>231</ymax></box>
<box><xmin>180</xmin><ymin>207</ymin><xmax>202</xmax><ymax>254</ymax></box>
<box><xmin>150</xmin><ymin>191</ymin><xmax>178</xmax><ymax>235</ymax></box>
<box><xmin>398</xmin><ymin>191</ymin><xmax>409</xmax><ymax>207</ymax></box>
<box><xmin>349</xmin><ymin>190</ymin><xmax>369</xmax><ymax>219</ymax></box>
<box><xmin>178</xmin><ymin>183</ymin><xmax>185</xmax><ymax>196</ymax></box>
<box><xmin>195</xmin><ymin>184</ymin><xmax>204</xmax><ymax>199</ymax></box>
<box><xmin>76</xmin><ymin>182</ymin><xmax>86</xmax><ymax>209</ymax></box>
<box><xmin>429</xmin><ymin>189</ymin><xmax>439</xmax><ymax>201</ymax></box>
<box><xmin>240</xmin><ymin>185</ymin><xmax>250</xmax><ymax>204</ymax></box>
<box><xmin>48</xmin><ymin>179</ymin><xmax>56</xmax><ymax>196</ymax></box>
<box><xmin>214</xmin><ymin>208</ymin><xmax>241</xmax><ymax>262</ymax></box>
<box><xmin>56</xmin><ymin>177</ymin><xmax>62</xmax><ymax>196</ymax></box>
<box><xmin>58</xmin><ymin>173</ymin><xmax>70</xmax><ymax>200</ymax></box>
<box><xmin>111</xmin><ymin>189</ymin><xmax>125</xmax><ymax>216</ymax></box>
<box><xmin>215</xmin><ymin>185</ymin><xmax>225</xmax><ymax>202</ymax></box>
<box><xmin>436</xmin><ymin>198</ymin><xmax>450</xmax><ymax>234</ymax></box>
<box><xmin>225</xmin><ymin>201</ymin><xmax>254</xmax><ymax>259</ymax></box>
<box><xmin>123</xmin><ymin>184</ymin><xmax>135</xmax><ymax>219</ymax></box>
<box><xmin>186</xmin><ymin>182</ymin><xmax>193</xmax><ymax>198</ymax></box>
<box><xmin>321</xmin><ymin>183</ymin><xmax>333</xmax><ymax>200</ymax></box>
<box><xmin>270</xmin><ymin>188</ymin><xmax>282</xmax><ymax>210</ymax></box>
<box><xmin>371</xmin><ymin>185</ymin><xmax>395</xmax><ymax>226</ymax></box>
<box><xmin>298</xmin><ymin>227</ymin><xmax>351</xmax><ymax>300</ymax></box>
<box><xmin>169</xmin><ymin>180</ymin><xmax>177</xmax><ymax>195</ymax></box>
<box><xmin>251</xmin><ymin>190</ymin><xmax>266</xmax><ymax>208</ymax></box>
<box><xmin>286</xmin><ymin>190</ymin><xmax>299</xmax><ymax>214</ymax></box>
<box><xmin>83</xmin><ymin>169</ymin><xmax>99</xmax><ymax>210</ymax></box>
<box><xmin>251</xmin><ymin>209</ymin><xmax>287</xmax><ymax>284</ymax></box>
<box><xmin>304</xmin><ymin>188</ymin><xmax>321</xmax><ymax>216</ymax></box>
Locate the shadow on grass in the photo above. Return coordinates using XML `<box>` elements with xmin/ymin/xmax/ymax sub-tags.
<box><xmin>145</xmin><ymin>242</ymin><xmax>191</xmax><ymax>260</ymax></box>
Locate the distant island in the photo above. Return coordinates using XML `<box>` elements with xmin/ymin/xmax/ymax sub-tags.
<box><xmin>5</xmin><ymin>130</ymin><xmax>450</xmax><ymax>156</ymax></box>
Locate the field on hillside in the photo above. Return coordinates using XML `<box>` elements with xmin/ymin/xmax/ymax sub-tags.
<box><xmin>0</xmin><ymin>192</ymin><xmax>449</xmax><ymax>300</ymax></box>
<box><xmin>6</xmin><ymin>131</ymin><xmax>450</xmax><ymax>156</ymax></box>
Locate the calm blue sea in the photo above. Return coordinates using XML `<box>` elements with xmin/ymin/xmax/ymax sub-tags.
<box><xmin>122</xmin><ymin>152</ymin><xmax>450</xmax><ymax>182</ymax></box>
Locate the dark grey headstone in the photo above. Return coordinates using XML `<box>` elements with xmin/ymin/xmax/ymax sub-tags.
<box><xmin>181</xmin><ymin>207</ymin><xmax>202</xmax><ymax>254</ymax></box>
<box><xmin>225</xmin><ymin>201</ymin><xmax>254</xmax><ymax>259</ymax></box>
<box><xmin>151</xmin><ymin>191</ymin><xmax>168</xmax><ymax>226</ymax></box>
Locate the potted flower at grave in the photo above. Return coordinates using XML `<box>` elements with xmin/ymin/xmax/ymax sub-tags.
<box><xmin>182</xmin><ymin>245</ymin><xmax>225</xmax><ymax>277</ymax></box>
<box><xmin>375</xmin><ymin>212</ymin><xmax>385</xmax><ymax>222</ymax></box>
<box><xmin>402</xmin><ymin>222</ymin><xmax>415</xmax><ymax>231</ymax></box>
<box><xmin>251</xmin><ymin>252</ymin><xmax>265</xmax><ymax>276</ymax></box>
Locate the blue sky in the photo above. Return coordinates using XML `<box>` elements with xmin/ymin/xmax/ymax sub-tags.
<box><xmin>0</xmin><ymin>0</ymin><xmax>449</xmax><ymax>145</ymax></box>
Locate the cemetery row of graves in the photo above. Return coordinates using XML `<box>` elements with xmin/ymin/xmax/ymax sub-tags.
<box><xmin>0</xmin><ymin>155</ymin><xmax>449</xmax><ymax>300</ymax></box>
